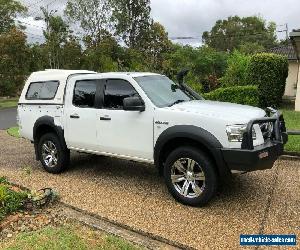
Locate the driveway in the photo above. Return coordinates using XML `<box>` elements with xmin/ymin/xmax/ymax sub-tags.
<box><xmin>0</xmin><ymin>130</ymin><xmax>299</xmax><ymax>249</ymax></box>
<box><xmin>0</xmin><ymin>108</ymin><xmax>17</xmax><ymax>129</ymax></box>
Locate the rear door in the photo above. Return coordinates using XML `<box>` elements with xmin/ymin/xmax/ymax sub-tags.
<box><xmin>65</xmin><ymin>79</ymin><xmax>100</xmax><ymax>150</ymax></box>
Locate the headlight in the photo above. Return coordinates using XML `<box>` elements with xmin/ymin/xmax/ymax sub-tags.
<box><xmin>226</xmin><ymin>124</ymin><xmax>256</xmax><ymax>142</ymax></box>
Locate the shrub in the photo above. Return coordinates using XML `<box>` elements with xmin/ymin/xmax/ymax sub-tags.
<box><xmin>246</xmin><ymin>53</ymin><xmax>288</xmax><ymax>108</ymax></box>
<box><xmin>0</xmin><ymin>180</ymin><xmax>28</xmax><ymax>220</ymax></box>
<box><xmin>219</xmin><ymin>50</ymin><xmax>250</xmax><ymax>87</ymax></box>
<box><xmin>203</xmin><ymin>85</ymin><xmax>259</xmax><ymax>106</ymax></box>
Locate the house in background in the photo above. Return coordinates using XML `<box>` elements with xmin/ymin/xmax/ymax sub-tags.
<box><xmin>269</xmin><ymin>44</ymin><xmax>298</xmax><ymax>101</ymax></box>
<box><xmin>290</xmin><ymin>30</ymin><xmax>300</xmax><ymax>111</ymax></box>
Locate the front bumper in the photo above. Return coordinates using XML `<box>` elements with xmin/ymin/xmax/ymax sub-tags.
<box><xmin>221</xmin><ymin>141</ymin><xmax>284</xmax><ymax>172</ymax></box>
<box><xmin>221</xmin><ymin>108</ymin><xmax>287</xmax><ymax>172</ymax></box>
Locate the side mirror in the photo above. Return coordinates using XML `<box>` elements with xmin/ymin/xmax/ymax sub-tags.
<box><xmin>123</xmin><ymin>96</ymin><xmax>145</xmax><ymax>112</ymax></box>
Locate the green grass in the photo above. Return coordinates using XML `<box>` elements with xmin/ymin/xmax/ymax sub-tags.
<box><xmin>0</xmin><ymin>98</ymin><xmax>18</xmax><ymax>110</ymax></box>
<box><xmin>2</xmin><ymin>224</ymin><xmax>141</xmax><ymax>250</ymax></box>
<box><xmin>7</xmin><ymin>127</ymin><xmax>20</xmax><ymax>138</ymax></box>
<box><xmin>281</xmin><ymin>108</ymin><xmax>300</xmax><ymax>153</ymax></box>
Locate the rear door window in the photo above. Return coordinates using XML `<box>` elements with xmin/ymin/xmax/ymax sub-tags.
<box><xmin>73</xmin><ymin>80</ymin><xmax>97</xmax><ymax>108</ymax></box>
<box><xmin>26</xmin><ymin>81</ymin><xmax>59</xmax><ymax>100</ymax></box>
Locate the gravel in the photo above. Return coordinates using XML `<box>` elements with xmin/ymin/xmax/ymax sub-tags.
<box><xmin>0</xmin><ymin>203</ymin><xmax>69</xmax><ymax>240</ymax></box>
<box><xmin>0</xmin><ymin>130</ymin><xmax>299</xmax><ymax>249</ymax></box>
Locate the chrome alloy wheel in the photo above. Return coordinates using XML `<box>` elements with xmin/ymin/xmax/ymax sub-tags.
<box><xmin>171</xmin><ymin>158</ymin><xmax>205</xmax><ymax>198</ymax></box>
<box><xmin>41</xmin><ymin>141</ymin><xmax>58</xmax><ymax>168</ymax></box>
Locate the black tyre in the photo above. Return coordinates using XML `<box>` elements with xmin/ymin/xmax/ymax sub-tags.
<box><xmin>38</xmin><ymin>133</ymin><xmax>70</xmax><ymax>174</ymax></box>
<box><xmin>164</xmin><ymin>146</ymin><xmax>218</xmax><ymax>206</ymax></box>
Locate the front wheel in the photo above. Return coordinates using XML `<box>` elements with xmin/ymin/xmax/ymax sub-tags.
<box><xmin>38</xmin><ymin>133</ymin><xmax>69</xmax><ymax>174</ymax></box>
<box><xmin>164</xmin><ymin>146</ymin><xmax>218</xmax><ymax>206</ymax></box>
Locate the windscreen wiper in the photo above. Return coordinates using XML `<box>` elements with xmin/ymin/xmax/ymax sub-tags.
<box><xmin>168</xmin><ymin>100</ymin><xmax>185</xmax><ymax>107</ymax></box>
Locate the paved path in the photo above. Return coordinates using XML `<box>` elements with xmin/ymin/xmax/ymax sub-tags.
<box><xmin>0</xmin><ymin>108</ymin><xmax>17</xmax><ymax>129</ymax></box>
<box><xmin>0</xmin><ymin>130</ymin><xmax>299</xmax><ymax>249</ymax></box>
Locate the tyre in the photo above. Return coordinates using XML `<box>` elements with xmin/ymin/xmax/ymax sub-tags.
<box><xmin>38</xmin><ymin>133</ymin><xmax>70</xmax><ymax>174</ymax></box>
<box><xmin>164</xmin><ymin>146</ymin><xmax>218</xmax><ymax>206</ymax></box>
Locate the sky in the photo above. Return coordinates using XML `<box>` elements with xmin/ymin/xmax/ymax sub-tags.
<box><xmin>19</xmin><ymin>0</ymin><xmax>300</xmax><ymax>46</ymax></box>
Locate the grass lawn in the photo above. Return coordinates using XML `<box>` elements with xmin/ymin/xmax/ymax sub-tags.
<box><xmin>7</xmin><ymin>127</ymin><xmax>20</xmax><ymax>138</ymax></box>
<box><xmin>0</xmin><ymin>98</ymin><xmax>18</xmax><ymax>110</ymax></box>
<box><xmin>281</xmin><ymin>108</ymin><xmax>300</xmax><ymax>153</ymax></box>
<box><xmin>2</xmin><ymin>224</ymin><xmax>141</xmax><ymax>250</ymax></box>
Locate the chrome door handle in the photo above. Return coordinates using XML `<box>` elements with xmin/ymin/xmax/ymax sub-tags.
<box><xmin>100</xmin><ymin>116</ymin><xmax>111</xmax><ymax>121</ymax></box>
<box><xmin>70</xmin><ymin>114</ymin><xmax>80</xmax><ymax>119</ymax></box>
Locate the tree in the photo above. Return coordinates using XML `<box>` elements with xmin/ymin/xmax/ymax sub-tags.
<box><xmin>162</xmin><ymin>45</ymin><xmax>228</xmax><ymax>93</ymax></box>
<box><xmin>202</xmin><ymin>16</ymin><xmax>277</xmax><ymax>52</ymax></box>
<box><xmin>238</xmin><ymin>42</ymin><xmax>265</xmax><ymax>55</ymax></box>
<box><xmin>27</xmin><ymin>44</ymin><xmax>48</xmax><ymax>72</ymax></box>
<box><xmin>0</xmin><ymin>28</ymin><xmax>29</xmax><ymax>96</ymax></box>
<box><xmin>61</xmin><ymin>37</ymin><xmax>83</xmax><ymax>69</ymax></box>
<box><xmin>42</xmin><ymin>7</ymin><xmax>69</xmax><ymax>68</ymax></box>
<box><xmin>82</xmin><ymin>35</ymin><xmax>120</xmax><ymax>72</ymax></box>
<box><xmin>144</xmin><ymin>22</ymin><xmax>172</xmax><ymax>71</ymax></box>
<box><xmin>220</xmin><ymin>50</ymin><xmax>250</xmax><ymax>86</ymax></box>
<box><xmin>65</xmin><ymin>0</ymin><xmax>112</xmax><ymax>46</ymax></box>
<box><xmin>111</xmin><ymin>0</ymin><xmax>152</xmax><ymax>49</ymax></box>
<box><xmin>0</xmin><ymin>0</ymin><xmax>26</xmax><ymax>34</ymax></box>
<box><xmin>192</xmin><ymin>46</ymin><xmax>228</xmax><ymax>81</ymax></box>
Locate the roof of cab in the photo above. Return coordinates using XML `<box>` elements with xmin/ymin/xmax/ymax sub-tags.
<box><xmin>28</xmin><ymin>70</ymin><xmax>159</xmax><ymax>82</ymax></box>
<box><xmin>28</xmin><ymin>69</ymin><xmax>97</xmax><ymax>82</ymax></box>
<box><xmin>19</xmin><ymin>70</ymin><xmax>161</xmax><ymax>104</ymax></box>
<box><xmin>104</xmin><ymin>72</ymin><xmax>160</xmax><ymax>77</ymax></box>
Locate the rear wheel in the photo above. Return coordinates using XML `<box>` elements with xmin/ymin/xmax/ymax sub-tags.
<box><xmin>38</xmin><ymin>133</ymin><xmax>69</xmax><ymax>174</ymax></box>
<box><xmin>164</xmin><ymin>146</ymin><xmax>217</xmax><ymax>206</ymax></box>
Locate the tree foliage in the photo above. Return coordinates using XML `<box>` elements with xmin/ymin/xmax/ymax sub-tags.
<box><xmin>65</xmin><ymin>0</ymin><xmax>112</xmax><ymax>46</ymax></box>
<box><xmin>0</xmin><ymin>0</ymin><xmax>289</xmax><ymax>110</ymax></box>
<box><xmin>0</xmin><ymin>28</ymin><xmax>29</xmax><ymax>96</ymax></box>
<box><xmin>220</xmin><ymin>50</ymin><xmax>250</xmax><ymax>86</ymax></box>
<box><xmin>0</xmin><ymin>0</ymin><xmax>27</xmax><ymax>34</ymax></box>
<box><xmin>111</xmin><ymin>0</ymin><xmax>152</xmax><ymax>49</ymax></box>
<box><xmin>202</xmin><ymin>16</ymin><xmax>277</xmax><ymax>52</ymax></box>
<box><xmin>238</xmin><ymin>42</ymin><xmax>265</xmax><ymax>55</ymax></box>
<box><xmin>144</xmin><ymin>22</ymin><xmax>172</xmax><ymax>71</ymax></box>
<box><xmin>42</xmin><ymin>7</ymin><xmax>69</xmax><ymax>69</ymax></box>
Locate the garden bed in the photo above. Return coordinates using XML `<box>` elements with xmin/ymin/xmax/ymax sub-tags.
<box><xmin>0</xmin><ymin>177</ymin><xmax>140</xmax><ymax>249</ymax></box>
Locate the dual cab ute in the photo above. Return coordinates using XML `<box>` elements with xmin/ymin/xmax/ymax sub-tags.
<box><xmin>18</xmin><ymin>70</ymin><xmax>288</xmax><ymax>206</ymax></box>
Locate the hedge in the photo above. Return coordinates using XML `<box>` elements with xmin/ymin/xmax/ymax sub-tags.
<box><xmin>246</xmin><ymin>53</ymin><xmax>288</xmax><ymax>108</ymax></box>
<box><xmin>203</xmin><ymin>85</ymin><xmax>259</xmax><ymax>106</ymax></box>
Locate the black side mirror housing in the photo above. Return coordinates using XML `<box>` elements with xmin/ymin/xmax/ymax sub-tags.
<box><xmin>123</xmin><ymin>96</ymin><xmax>145</xmax><ymax>112</ymax></box>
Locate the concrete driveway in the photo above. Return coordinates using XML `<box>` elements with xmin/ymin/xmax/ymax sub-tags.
<box><xmin>0</xmin><ymin>108</ymin><xmax>17</xmax><ymax>129</ymax></box>
<box><xmin>0</xmin><ymin>130</ymin><xmax>299</xmax><ymax>249</ymax></box>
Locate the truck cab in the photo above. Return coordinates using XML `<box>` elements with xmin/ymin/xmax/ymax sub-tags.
<box><xmin>18</xmin><ymin>70</ymin><xmax>288</xmax><ymax>206</ymax></box>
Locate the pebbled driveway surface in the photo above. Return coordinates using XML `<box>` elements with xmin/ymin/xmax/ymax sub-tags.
<box><xmin>0</xmin><ymin>130</ymin><xmax>299</xmax><ymax>249</ymax></box>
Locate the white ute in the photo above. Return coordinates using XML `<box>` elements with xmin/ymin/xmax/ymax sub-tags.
<box><xmin>18</xmin><ymin>69</ymin><xmax>288</xmax><ymax>206</ymax></box>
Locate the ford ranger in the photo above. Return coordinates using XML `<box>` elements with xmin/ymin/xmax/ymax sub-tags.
<box><xmin>18</xmin><ymin>69</ymin><xmax>288</xmax><ymax>206</ymax></box>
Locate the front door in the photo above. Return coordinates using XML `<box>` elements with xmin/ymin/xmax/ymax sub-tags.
<box><xmin>96</xmin><ymin>79</ymin><xmax>153</xmax><ymax>160</ymax></box>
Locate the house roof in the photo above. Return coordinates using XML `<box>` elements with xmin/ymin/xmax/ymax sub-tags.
<box><xmin>269</xmin><ymin>44</ymin><xmax>298</xmax><ymax>60</ymax></box>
